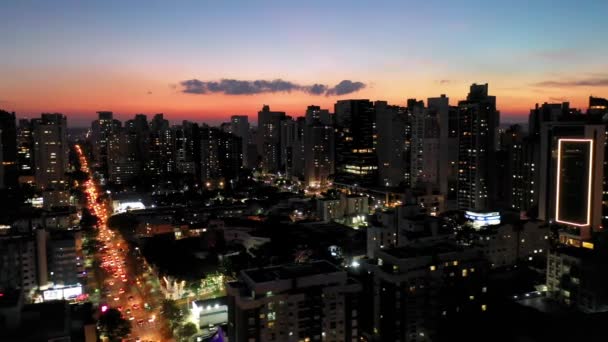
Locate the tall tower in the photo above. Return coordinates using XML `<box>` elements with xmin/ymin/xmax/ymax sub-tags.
<box><xmin>375</xmin><ymin>101</ymin><xmax>408</xmax><ymax>187</ymax></box>
<box><xmin>231</xmin><ymin>115</ymin><xmax>250</xmax><ymax>168</ymax></box>
<box><xmin>32</xmin><ymin>114</ymin><xmax>68</xmax><ymax>189</ymax></box>
<box><xmin>304</xmin><ymin>106</ymin><xmax>334</xmax><ymax>187</ymax></box>
<box><xmin>0</xmin><ymin>110</ymin><xmax>17</xmax><ymax>187</ymax></box>
<box><xmin>538</xmin><ymin>122</ymin><xmax>604</xmax><ymax>241</ymax></box>
<box><xmin>257</xmin><ymin>105</ymin><xmax>285</xmax><ymax>173</ymax></box>
<box><xmin>334</xmin><ymin>99</ymin><xmax>377</xmax><ymax>186</ymax></box>
<box><xmin>456</xmin><ymin>84</ymin><xmax>499</xmax><ymax>211</ymax></box>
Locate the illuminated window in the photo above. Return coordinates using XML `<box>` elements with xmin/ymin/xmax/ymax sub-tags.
<box><xmin>429</xmin><ymin>265</ymin><xmax>436</xmax><ymax>271</ymax></box>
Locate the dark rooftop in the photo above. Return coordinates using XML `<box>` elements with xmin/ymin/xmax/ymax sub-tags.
<box><xmin>243</xmin><ymin>260</ymin><xmax>340</xmax><ymax>283</ymax></box>
<box><xmin>382</xmin><ymin>241</ymin><xmax>464</xmax><ymax>259</ymax></box>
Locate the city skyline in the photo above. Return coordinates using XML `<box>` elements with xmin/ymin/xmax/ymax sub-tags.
<box><xmin>2</xmin><ymin>0</ymin><xmax>608</xmax><ymax>126</ymax></box>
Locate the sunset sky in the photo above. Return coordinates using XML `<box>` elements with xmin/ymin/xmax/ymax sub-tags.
<box><xmin>1</xmin><ymin>0</ymin><xmax>608</xmax><ymax>126</ymax></box>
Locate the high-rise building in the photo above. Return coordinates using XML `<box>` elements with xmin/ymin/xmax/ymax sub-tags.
<box><xmin>538</xmin><ymin>122</ymin><xmax>604</xmax><ymax>241</ymax></box>
<box><xmin>226</xmin><ymin>261</ymin><xmax>361</xmax><ymax>342</ymax></box>
<box><xmin>16</xmin><ymin>119</ymin><xmax>34</xmax><ymax>179</ymax></box>
<box><xmin>456</xmin><ymin>84</ymin><xmax>499</xmax><ymax>211</ymax></box>
<box><xmin>280</xmin><ymin>117</ymin><xmax>297</xmax><ymax>177</ymax></box>
<box><xmin>334</xmin><ymin>100</ymin><xmax>377</xmax><ymax>186</ymax></box>
<box><xmin>173</xmin><ymin>121</ymin><xmax>200</xmax><ymax>176</ymax></box>
<box><xmin>147</xmin><ymin>114</ymin><xmax>174</xmax><ymax>178</ymax></box>
<box><xmin>231</xmin><ymin>115</ymin><xmax>250</xmax><ymax>168</ymax></box>
<box><xmin>427</xmin><ymin>95</ymin><xmax>459</xmax><ymax>203</ymax></box>
<box><xmin>304</xmin><ymin>106</ymin><xmax>334</xmax><ymax>187</ymax></box>
<box><xmin>410</xmin><ymin>99</ymin><xmax>441</xmax><ymax>189</ymax></box>
<box><xmin>32</xmin><ymin>114</ymin><xmax>68</xmax><ymax>189</ymax></box>
<box><xmin>257</xmin><ymin>105</ymin><xmax>286</xmax><ymax>173</ymax></box>
<box><xmin>360</xmin><ymin>241</ymin><xmax>488</xmax><ymax>341</ymax></box>
<box><xmin>0</xmin><ymin>235</ymin><xmax>37</xmax><ymax>293</ymax></box>
<box><xmin>200</xmin><ymin>127</ymin><xmax>242</xmax><ymax>188</ymax></box>
<box><xmin>0</xmin><ymin>110</ymin><xmax>17</xmax><ymax>187</ymax></box>
<box><xmin>496</xmin><ymin>124</ymin><xmax>525</xmax><ymax>210</ymax></box>
<box><xmin>48</xmin><ymin>230</ymin><xmax>84</xmax><ymax>286</ymax></box>
<box><xmin>375</xmin><ymin>101</ymin><xmax>408</xmax><ymax>187</ymax></box>
<box><xmin>90</xmin><ymin>111</ymin><xmax>121</xmax><ymax>176</ymax></box>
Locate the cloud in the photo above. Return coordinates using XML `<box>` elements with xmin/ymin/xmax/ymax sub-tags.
<box><xmin>147</xmin><ymin>91</ymin><xmax>153</xmax><ymax>95</ymax></box>
<box><xmin>305</xmin><ymin>83</ymin><xmax>328</xmax><ymax>95</ymax></box>
<box><xmin>534</xmin><ymin>77</ymin><xmax>608</xmax><ymax>88</ymax></box>
<box><xmin>436</xmin><ymin>80</ymin><xmax>452</xmax><ymax>85</ymax></box>
<box><xmin>179</xmin><ymin>78</ymin><xmax>365</xmax><ymax>96</ymax></box>
<box><xmin>325</xmin><ymin>80</ymin><xmax>366</xmax><ymax>96</ymax></box>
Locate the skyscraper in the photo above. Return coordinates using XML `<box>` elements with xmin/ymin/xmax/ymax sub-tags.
<box><xmin>538</xmin><ymin>122</ymin><xmax>604</xmax><ymax>241</ymax></box>
<box><xmin>304</xmin><ymin>106</ymin><xmax>334</xmax><ymax>187</ymax></box>
<box><xmin>231</xmin><ymin>115</ymin><xmax>250</xmax><ymax>168</ymax></box>
<box><xmin>16</xmin><ymin>118</ymin><xmax>34</xmax><ymax>180</ymax></box>
<box><xmin>456</xmin><ymin>84</ymin><xmax>499</xmax><ymax>211</ymax></box>
<box><xmin>334</xmin><ymin>100</ymin><xmax>377</xmax><ymax>186</ymax></box>
<box><xmin>32</xmin><ymin>114</ymin><xmax>68</xmax><ymax>189</ymax></box>
<box><xmin>200</xmin><ymin>126</ymin><xmax>242</xmax><ymax>188</ymax></box>
<box><xmin>0</xmin><ymin>110</ymin><xmax>17</xmax><ymax>187</ymax></box>
<box><xmin>257</xmin><ymin>105</ymin><xmax>286</xmax><ymax>173</ymax></box>
<box><xmin>375</xmin><ymin>101</ymin><xmax>408</xmax><ymax>187</ymax></box>
<box><xmin>90</xmin><ymin>111</ymin><xmax>121</xmax><ymax>177</ymax></box>
<box><xmin>410</xmin><ymin>99</ymin><xmax>441</xmax><ymax>189</ymax></box>
<box><xmin>427</xmin><ymin>95</ymin><xmax>459</xmax><ymax>203</ymax></box>
<box><xmin>147</xmin><ymin>113</ymin><xmax>173</xmax><ymax>178</ymax></box>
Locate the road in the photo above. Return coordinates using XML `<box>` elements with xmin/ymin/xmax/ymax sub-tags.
<box><xmin>76</xmin><ymin>145</ymin><xmax>167</xmax><ymax>342</ymax></box>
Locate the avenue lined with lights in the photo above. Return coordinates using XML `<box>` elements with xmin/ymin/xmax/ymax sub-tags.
<box><xmin>76</xmin><ymin>145</ymin><xmax>163</xmax><ymax>342</ymax></box>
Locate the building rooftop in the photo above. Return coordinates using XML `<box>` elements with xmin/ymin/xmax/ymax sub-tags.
<box><xmin>243</xmin><ymin>260</ymin><xmax>340</xmax><ymax>283</ymax></box>
<box><xmin>381</xmin><ymin>241</ymin><xmax>464</xmax><ymax>259</ymax></box>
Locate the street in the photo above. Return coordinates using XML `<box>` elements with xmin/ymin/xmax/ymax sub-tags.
<box><xmin>76</xmin><ymin>145</ymin><xmax>168</xmax><ymax>342</ymax></box>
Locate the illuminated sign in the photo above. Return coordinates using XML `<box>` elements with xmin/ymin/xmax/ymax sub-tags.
<box><xmin>555</xmin><ymin>139</ymin><xmax>593</xmax><ymax>227</ymax></box>
<box><xmin>114</xmin><ymin>201</ymin><xmax>146</xmax><ymax>214</ymax></box>
<box><xmin>42</xmin><ymin>285</ymin><xmax>83</xmax><ymax>301</ymax></box>
<box><xmin>464</xmin><ymin>211</ymin><xmax>501</xmax><ymax>227</ymax></box>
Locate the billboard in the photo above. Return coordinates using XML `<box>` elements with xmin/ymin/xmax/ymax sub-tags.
<box><xmin>465</xmin><ymin>211</ymin><xmax>501</xmax><ymax>228</ymax></box>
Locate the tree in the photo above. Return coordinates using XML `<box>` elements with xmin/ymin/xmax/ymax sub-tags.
<box><xmin>161</xmin><ymin>299</ymin><xmax>185</xmax><ymax>329</ymax></box>
<box><xmin>97</xmin><ymin>308</ymin><xmax>131</xmax><ymax>342</ymax></box>
<box><xmin>178</xmin><ymin>322</ymin><xmax>198</xmax><ymax>342</ymax></box>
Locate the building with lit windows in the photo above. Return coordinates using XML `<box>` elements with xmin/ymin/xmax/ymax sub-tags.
<box><xmin>16</xmin><ymin>118</ymin><xmax>34</xmax><ymax>181</ymax></box>
<box><xmin>537</xmin><ymin>123</ymin><xmax>604</xmax><ymax>241</ymax></box>
<box><xmin>32</xmin><ymin>114</ymin><xmax>68</xmax><ymax>189</ymax></box>
<box><xmin>231</xmin><ymin>115</ymin><xmax>251</xmax><ymax>168</ymax></box>
<box><xmin>334</xmin><ymin>100</ymin><xmax>378</xmax><ymax>186</ymax></box>
<box><xmin>0</xmin><ymin>110</ymin><xmax>17</xmax><ymax>188</ymax></box>
<box><xmin>456</xmin><ymin>84</ymin><xmax>499</xmax><ymax>211</ymax></box>
<box><xmin>360</xmin><ymin>241</ymin><xmax>488</xmax><ymax>342</ymax></box>
<box><xmin>257</xmin><ymin>105</ymin><xmax>286</xmax><ymax>173</ymax></box>
<box><xmin>90</xmin><ymin>111</ymin><xmax>122</xmax><ymax>177</ymax></box>
<box><xmin>304</xmin><ymin>106</ymin><xmax>334</xmax><ymax>187</ymax></box>
<box><xmin>0</xmin><ymin>235</ymin><xmax>37</xmax><ymax>294</ymax></box>
<box><xmin>200</xmin><ymin>126</ymin><xmax>242</xmax><ymax>188</ymax></box>
<box><xmin>226</xmin><ymin>260</ymin><xmax>361</xmax><ymax>342</ymax></box>
<box><xmin>316</xmin><ymin>194</ymin><xmax>369</xmax><ymax>224</ymax></box>
<box><xmin>375</xmin><ymin>101</ymin><xmax>408</xmax><ymax>187</ymax></box>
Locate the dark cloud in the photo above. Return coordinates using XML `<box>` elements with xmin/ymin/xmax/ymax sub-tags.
<box><xmin>325</xmin><ymin>80</ymin><xmax>366</xmax><ymax>96</ymax></box>
<box><xmin>147</xmin><ymin>91</ymin><xmax>153</xmax><ymax>95</ymax></box>
<box><xmin>179</xmin><ymin>78</ymin><xmax>365</xmax><ymax>96</ymax></box>
<box><xmin>305</xmin><ymin>83</ymin><xmax>328</xmax><ymax>95</ymax></box>
<box><xmin>534</xmin><ymin>77</ymin><xmax>608</xmax><ymax>88</ymax></box>
<box><xmin>181</xmin><ymin>79</ymin><xmax>207</xmax><ymax>94</ymax></box>
<box><xmin>437</xmin><ymin>80</ymin><xmax>452</xmax><ymax>85</ymax></box>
